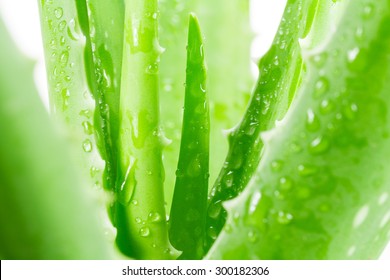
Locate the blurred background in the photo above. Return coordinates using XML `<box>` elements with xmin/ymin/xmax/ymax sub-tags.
<box><xmin>0</xmin><ymin>0</ymin><xmax>389</xmax><ymax>259</ymax></box>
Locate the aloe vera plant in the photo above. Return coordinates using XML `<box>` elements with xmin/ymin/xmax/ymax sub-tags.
<box><xmin>1</xmin><ymin>0</ymin><xmax>390</xmax><ymax>260</ymax></box>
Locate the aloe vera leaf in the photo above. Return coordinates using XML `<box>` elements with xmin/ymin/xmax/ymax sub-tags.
<box><xmin>159</xmin><ymin>0</ymin><xmax>253</xmax><ymax>211</ymax></box>
<box><xmin>168</xmin><ymin>14</ymin><xmax>209</xmax><ymax>260</ymax></box>
<box><xmin>206</xmin><ymin>0</ymin><xmax>323</xmax><ymax>247</ymax></box>
<box><xmin>115</xmin><ymin>0</ymin><xmax>176</xmax><ymax>260</ymax></box>
<box><xmin>77</xmin><ymin>0</ymin><xmax>124</xmax><ymax>192</ymax></box>
<box><xmin>207</xmin><ymin>0</ymin><xmax>390</xmax><ymax>259</ymax></box>
<box><xmin>0</xmin><ymin>19</ymin><xmax>115</xmax><ymax>259</ymax></box>
<box><xmin>38</xmin><ymin>0</ymin><xmax>103</xmax><ymax>188</ymax></box>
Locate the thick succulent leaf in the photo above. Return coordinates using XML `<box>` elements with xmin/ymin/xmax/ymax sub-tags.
<box><xmin>0</xmin><ymin>18</ymin><xmax>115</xmax><ymax>259</ymax></box>
<box><xmin>159</xmin><ymin>0</ymin><xmax>253</xmax><ymax>210</ymax></box>
<box><xmin>38</xmin><ymin>0</ymin><xmax>104</xmax><ymax>188</ymax></box>
<box><xmin>207</xmin><ymin>0</ymin><xmax>390</xmax><ymax>260</ymax></box>
<box><xmin>206</xmin><ymin>0</ymin><xmax>322</xmax><ymax>248</ymax></box>
<box><xmin>79</xmin><ymin>0</ymin><xmax>124</xmax><ymax>192</ymax></box>
<box><xmin>115</xmin><ymin>0</ymin><xmax>176</xmax><ymax>260</ymax></box>
<box><xmin>169</xmin><ymin>14</ymin><xmax>209</xmax><ymax>260</ymax></box>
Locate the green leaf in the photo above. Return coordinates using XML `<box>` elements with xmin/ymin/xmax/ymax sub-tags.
<box><xmin>0</xmin><ymin>18</ymin><xmax>115</xmax><ymax>259</ymax></box>
<box><xmin>115</xmin><ymin>0</ymin><xmax>176</xmax><ymax>260</ymax></box>
<box><xmin>79</xmin><ymin>0</ymin><xmax>124</xmax><ymax>192</ymax></box>
<box><xmin>169</xmin><ymin>14</ymin><xmax>209</xmax><ymax>260</ymax></box>
<box><xmin>206</xmin><ymin>0</ymin><xmax>322</xmax><ymax>249</ymax></box>
<box><xmin>38</xmin><ymin>0</ymin><xmax>103</xmax><ymax>188</ymax></box>
<box><xmin>207</xmin><ymin>0</ymin><xmax>390</xmax><ymax>260</ymax></box>
<box><xmin>159</xmin><ymin>0</ymin><xmax>253</xmax><ymax>211</ymax></box>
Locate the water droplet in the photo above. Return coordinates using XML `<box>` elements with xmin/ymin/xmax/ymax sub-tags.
<box><xmin>79</xmin><ymin>109</ymin><xmax>92</xmax><ymax>118</ymax></box>
<box><xmin>343</xmin><ymin>103</ymin><xmax>358</xmax><ymax>120</ymax></box>
<box><xmin>362</xmin><ymin>4</ymin><xmax>374</xmax><ymax>18</ymax></box>
<box><xmin>277</xmin><ymin>211</ymin><xmax>293</xmax><ymax>225</ymax></box>
<box><xmin>319</xmin><ymin>99</ymin><xmax>335</xmax><ymax>114</ymax></box>
<box><xmin>353</xmin><ymin>205</ymin><xmax>369</xmax><ymax>228</ymax></box>
<box><xmin>248</xmin><ymin>230</ymin><xmax>258</xmax><ymax>243</ymax></box>
<box><xmin>145</xmin><ymin>63</ymin><xmax>158</xmax><ymax>74</ymax></box>
<box><xmin>131</xmin><ymin>200</ymin><xmax>138</xmax><ymax>206</ymax></box>
<box><xmin>271</xmin><ymin>160</ymin><xmax>284</xmax><ymax>172</ymax></box>
<box><xmin>163</xmin><ymin>81</ymin><xmax>172</xmax><ymax>92</ymax></box>
<box><xmin>224</xmin><ymin>224</ymin><xmax>232</xmax><ymax>233</ymax></box>
<box><xmin>60</xmin><ymin>51</ymin><xmax>69</xmax><ymax>65</ymax></box>
<box><xmin>347</xmin><ymin>246</ymin><xmax>356</xmax><ymax>257</ymax></box>
<box><xmin>245</xmin><ymin>122</ymin><xmax>258</xmax><ymax>136</ymax></box>
<box><xmin>135</xmin><ymin>217</ymin><xmax>142</xmax><ymax>224</ymax></box>
<box><xmin>249</xmin><ymin>192</ymin><xmax>261</xmax><ymax>214</ymax></box>
<box><xmin>58</xmin><ymin>20</ymin><xmax>66</xmax><ymax>31</ymax></box>
<box><xmin>90</xmin><ymin>166</ymin><xmax>99</xmax><ymax>178</ymax></box>
<box><xmin>224</xmin><ymin>171</ymin><xmax>234</xmax><ymax>188</ymax></box>
<box><xmin>187</xmin><ymin>156</ymin><xmax>202</xmax><ymax>177</ymax></box>
<box><xmin>306</xmin><ymin>109</ymin><xmax>320</xmax><ymax>132</ymax></box>
<box><xmin>378</xmin><ymin>192</ymin><xmax>389</xmax><ymax>205</ymax></box>
<box><xmin>380</xmin><ymin>211</ymin><xmax>390</xmax><ymax>228</ymax></box>
<box><xmin>290</xmin><ymin>142</ymin><xmax>302</xmax><ymax>153</ymax></box>
<box><xmin>82</xmin><ymin>121</ymin><xmax>94</xmax><ymax>135</ymax></box>
<box><xmin>355</xmin><ymin>26</ymin><xmax>364</xmax><ymax>41</ymax></box>
<box><xmin>273</xmin><ymin>56</ymin><xmax>279</xmax><ymax>66</ymax></box>
<box><xmin>54</xmin><ymin>8</ymin><xmax>63</xmax><ymax>19</ymax></box>
<box><xmin>207</xmin><ymin>226</ymin><xmax>218</xmax><ymax>240</ymax></box>
<box><xmin>279</xmin><ymin>177</ymin><xmax>293</xmax><ymax>190</ymax></box>
<box><xmin>60</xmin><ymin>36</ymin><xmax>66</xmax><ymax>46</ymax></box>
<box><xmin>347</xmin><ymin>48</ymin><xmax>360</xmax><ymax>62</ymax></box>
<box><xmin>139</xmin><ymin>227</ymin><xmax>150</xmax><ymax>237</ymax></box>
<box><xmin>61</xmin><ymin>88</ymin><xmax>70</xmax><ymax>109</ymax></box>
<box><xmin>312</xmin><ymin>53</ymin><xmax>328</xmax><ymax>68</ymax></box>
<box><xmin>200</xmin><ymin>83</ymin><xmax>206</xmax><ymax>93</ymax></box>
<box><xmin>309</xmin><ymin>136</ymin><xmax>330</xmax><ymax>154</ymax></box>
<box><xmin>208</xmin><ymin>200</ymin><xmax>222</xmax><ymax>219</ymax></box>
<box><xmin>314</xmin><ymin>77</ymin><xmax>329</xmax><ymax>98</ymax></box>
<box><xmin>148</xmin><ymin>211</ymin><xmax>162</xmax><ymax>223</ymax></box>
<box><xmin>297</xmin><ymin>164</ymin><xmax>317</xmax><ymax>177</ymax></box>
<box><xmin>82</xmin><ymin>139</ymin><xmax>92</xmax><ymax>152</ymax></box>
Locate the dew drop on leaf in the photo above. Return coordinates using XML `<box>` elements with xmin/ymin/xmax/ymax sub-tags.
<box><xmin>207</xmin><ymin>226</ymin><xmax>218</xmax><ymax>240</ymax></box>
<box><xmin>306</xmin><ymin>109</ymin><xmax>320</xmax><ymax>132</ymax></box>
<box><xmin>343</xmin><ymin>103</ymin><xmax>358</xmax><ymax>120</ymax></box>
<box><xmin>82</xmin><ymin>139</ymin><xmax>93</xmax><ymax>153</ymax></box>
<box><xmin>58</xmin><ymin>20</ymin><xmax>66</xmax><ymax>31</ymax></box>
<box><xmin>139</xmin><ymin>227</ymin><xmax>150</xmax><ymax>237</ymax></box>
<box><xmin>362</xmin><ymin>4</ymin><xmax>374</xmax><ymax>18</ymax></box>
<box><xmin>297</xmin><ymin>164</ymin><xmax>317</xmax><ymax>177</ymax></box>
<box><xmin>54</xmin><ymin>7</ymin><xmax>63</xmax><ymax>19</ymax></box>
<box><xmin>313</xmin><ymin>77</ymin><xmax>329</xmax><ymax>98</ymax></box>
<box><xmin>131</xmin><ymin>199</ymin><xmax>138</xmax><ymax>206</ymax></box>
<box><xmin>82</xmin><ymin>121</ymin><xmax>94</xmax><ymax>135</ymax></box>
<box><xmin>224</xmin><ymin>171</ymin><xmax>234</xmax><ymax>188</ymax></box>
<box><xmin>319</xmin><ymin>99</ymin><xmax>336</xmax><ymax>114</ymax></box>
<box><xmin>279</xmin><ymin>177</ymin><xmax>293</xmax><ymax>191</ymax></box>
<box><xmin>248</xmin><ymin>230</ymin><xmax>258</xmax><ymax>243</ymax></box>
<box><xmin>309</xmin><ymin>136</ymin><xmax>330</xmax><ymax>154</ymax></box>
<box><xmin>145</xmin><ymin>63</ymin><xmax>158</xmax><ymax>75</ymax></box>
<box><xmin>148</xmin><ymin>211</ymin><xmax>162</xmax><ymax>223</ymax></box>
<box><xmin>277</xmin><ymin>211</ymin><xmax>293</xmax><ymax>225</ymax></box>
<box><xmin>312</xmin><ymin>53</ymin><xmax>328</xmax><ymax>68</ymax></box>
<box><xmin>208</xmin><ymin>200</ymin><xmax>222</xmax><ymax>219</ymax></box>
<box><xmin>271</xmin><ymin>160</ymin><xmax>284</xmax><ymax>172</ymax></box>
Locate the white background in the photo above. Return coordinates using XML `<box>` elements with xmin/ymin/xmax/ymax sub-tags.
<box><xmin>0</xmin><ymin>0</ymin><xmax>389</xmax><ymax>260</ymax></box>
